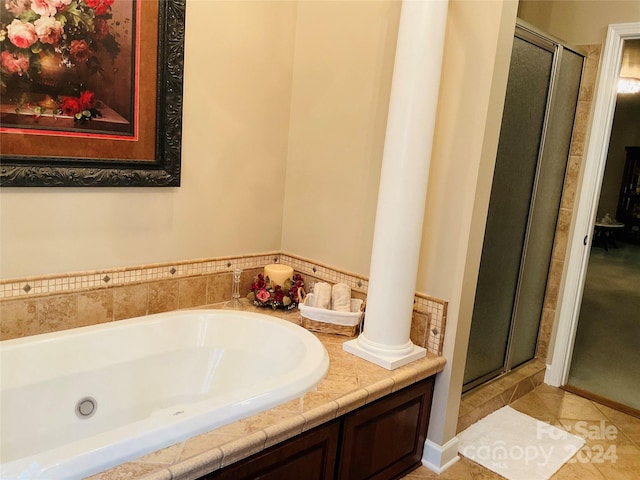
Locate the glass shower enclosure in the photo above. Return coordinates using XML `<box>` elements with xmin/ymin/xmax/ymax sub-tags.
<box><xmin>463</xmin><ymin>23</ymin><xmax>584</xmax><ymax>391</ymax></box>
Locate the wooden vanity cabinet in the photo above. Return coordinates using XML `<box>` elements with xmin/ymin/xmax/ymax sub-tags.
<box><xmin>201</xmin><ymin>376</ymin><xmax>435</xmax><ymax>480</ymax></box>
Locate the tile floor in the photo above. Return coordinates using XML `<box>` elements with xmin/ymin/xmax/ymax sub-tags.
<box><xmin>403</xmin><ymin>383</ymin><xmax>640</xmax><ymax>479</ymax></box>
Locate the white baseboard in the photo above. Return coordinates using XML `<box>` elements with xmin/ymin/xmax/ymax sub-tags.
<box><xmin>421</xmin><ymin>436</ymin><xmax>460</xmax><ymax>474</ymax></box>
<box><xmin>544</xmin><ymin>362</ymin><xmax>561</xmax><ymax>387</ymax></box>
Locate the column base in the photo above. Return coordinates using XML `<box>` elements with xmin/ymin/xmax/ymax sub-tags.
<box><xmin>421</xmin><ymin>437</ymin><xmax>460</xmax><ymax>474</ymax></box>
<box><xmin>343</xmin><ymin>336</ymin><xmax>426</xmax><ymax>370</ymax></box>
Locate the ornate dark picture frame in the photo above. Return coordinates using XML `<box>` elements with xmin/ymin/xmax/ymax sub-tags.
<box><xmin>0</xmin><ymin>0</ymin><xmax>185</xmax><ymax>187</ymax></box>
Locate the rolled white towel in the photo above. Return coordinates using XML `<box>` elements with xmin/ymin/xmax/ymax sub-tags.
<box><xmin>331</xmin><ymin>283</ymin><xmax>352</xmax><ymax>312</ymax></box>
<box><xmin>312</xmin><ymin>282</ymin><xmax>332</xmax><ymax>309</ymax></box>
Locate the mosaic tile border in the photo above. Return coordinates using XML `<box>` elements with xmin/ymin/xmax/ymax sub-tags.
<box><xmin>0</xmin><ymin>252</ymin><xmax>447</xmax><ymax>355</ymax></box>
<box><xmin>0</xmin><ymin>253</ymin><xmax>279</xmax><ymax>300</ymax></box>
<box><xmin>415</xmin><ymin>293</ymin><xmax>447</xmax><ymax>356</ymax></box>
<box><xmin>280</xmin><ymin>254</ymin><xmax>369</xmax><ymax>293</ymax></box>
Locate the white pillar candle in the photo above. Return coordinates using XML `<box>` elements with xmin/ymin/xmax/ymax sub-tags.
<box><xmin>264</xmin><ymin>264</ymin><xmax>294</xmax><ymax>287</ymax></box>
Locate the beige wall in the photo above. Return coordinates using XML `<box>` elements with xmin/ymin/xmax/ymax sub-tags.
<box><xmin>519</xmin><ymin>0</ymin><xmax>640</xmax><ymax>45</ymax></box>
<box><xmin>0</xmin><ymin>0</ymin><xmax>296</xmax><ymax>279</ymax></box>
<box><xmin>516</xmin><ymin>0</ymin><xmax>553</xmax><ymax>33</ymax></box>
<box><xmin>281</xmin><ymin>0</ymin><xmax>400</xmax><ymax>275</ymax></box>
<box><xmin>1</xmin><ymin>0</ymin><xmax>398</xmax><ymax>281</ymax></box>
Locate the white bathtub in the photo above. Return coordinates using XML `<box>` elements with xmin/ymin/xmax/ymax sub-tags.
<box><xmin>0</xmin><ymin>309</ymin><xmax>329</xmax><ymax>480</ymax></box>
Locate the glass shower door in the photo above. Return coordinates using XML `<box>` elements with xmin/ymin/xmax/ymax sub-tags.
<box><xmin>509</xmin><ymin>48</ymin><xmax>584</xmax><ymax>368</ymax></box>
<box><xmin>463</xmin><ymin>34</ymin><xmax>554</xmax><ymax>388</ymax></box>
<box><xmin>463</xmin><ymin>26</ymin><xmax>583</xmax><ymax>391</ymax></box>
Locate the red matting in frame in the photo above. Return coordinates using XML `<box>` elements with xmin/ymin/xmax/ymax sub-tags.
<box><xmin>0</xmin><ymin>0</ymin><xmax>158</xmax><ymax>163</ymax></box>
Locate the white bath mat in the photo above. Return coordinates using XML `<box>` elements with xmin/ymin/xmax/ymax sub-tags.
<box><xmin>458</xmin><ymin>406</ymin><xmax>585</xmax><ymax>480</ymax></box>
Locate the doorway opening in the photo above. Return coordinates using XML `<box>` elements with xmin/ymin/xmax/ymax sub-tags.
<box><xmin>547</xmin><ymin>25</ymin><xmax>640</xmax><ymax>416</ymax></box>
<box><xmin>565</xmin><ymin>56</ymin><xmax>640</xmax><ymax>413</ymax></box>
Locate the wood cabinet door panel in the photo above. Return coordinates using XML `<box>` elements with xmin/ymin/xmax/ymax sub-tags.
<box><xmin>337</xmin><ymin>378</ymin><xmax>434</xmax><ymax>480</ymax></box>
<box><xmin>204</xmin><ymin>420</ymin><xmax>340</xmax><ymax>480</ymax></box>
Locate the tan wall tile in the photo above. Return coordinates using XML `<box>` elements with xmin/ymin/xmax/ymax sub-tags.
<box><xmin>77</xmin><ymin>290</ymin><xmax>114</xmax><ymax>327</ymax></box>
<box><xmin>0</xmin><ymin>299</ymin><xmax>37</xmax><ymax>340</ymax></box>
<box><xmin>207</xmin><ymin>273</ymin><xmax>233</xmax><ymax>304</ymax></box>
<box><xmin>37</xmin><ymin>294</ymin><xmax>78</xmax><ymax>334</ymax></box>
<box><xmin>457</xmin><ymin>394</ymin><xmax>506</xmax><ymax>433</ymax></box>
<box><xmin>560</xmin><ymin>155</ymin><xmax>582</xmax><ymax>210</ymax></box>
<box><xmin>543</xmin><ymin>259</ymin><xmax>563</xmax><ymax>311</ymax></box>
<box><xmin>552</xmin><ymin>208</ymin><xmax>572</xmax><ymax>260</ymax></box>
<box><xmin>351</xmin><ymin>290</ymin><xmax>366</xmax><ymax>301</ymax></box>
<box><xmin>148</xmin><ymin>280</ymin><xmax>179</xmax><ymax>314</ymax></box>
<box><xmin>113</xmin><ymin>284</ymin><xmax>148</xmax><ymax>320</ymax></box>
<box><xmin>578</xmin><ymin>44</ymin><xmax>601</xmax><ymax>103</ymax></box>
<box><xmin>569</xmin><ymin>100</ymin><xmax>591</xmax><ymax>157</ymax></box>
<box><xmin>531</xmin><ymin>369</ymin><xmax>545</xmax><ymax>387</ymax></box>
<box><xmin>536</xmin><ymin>308</ymin><xmax>556</xmax><ymax>359</ymax></box>
<box><xmin>510</xmin><ymin>378</ymin><xmax>536</xmax><ymax>403</ymax></box>
<box><xmin>410</xmin><ymin>311</ymin><xmax>428</xmax><ymax>348</ymax></box>
<box><xmin>241</xmin><ymin>268</ymin><xmax>263</xmax><ymax>296</ymax></box>
<box><xmin>178</xmin><ymin>276</ymin><xmax>207</xmax><ymax>309</ymax></box>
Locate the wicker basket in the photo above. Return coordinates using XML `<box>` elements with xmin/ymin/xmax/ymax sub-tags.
<box><xmin>300</xmin><ymin>316</ymin><xmax>360</xmax><ymax>336</ymax></box>
<box><xmin>299</xmin><ymin>293</ymin><xmax>364</xmax><ymax>337</ymax></box>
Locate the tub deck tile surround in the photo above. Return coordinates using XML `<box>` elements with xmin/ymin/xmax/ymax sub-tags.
<box><xmin>0</xmin><ymin>252</ymin><xmax>448</xmax><ymax>358</ymax></box>
<box><xmin>84</xmin><ymin>304</ymin><xmax>446</xmax><ymax>480</ymax></box>
<box><xmin>1</xmin><ymin>254</ymin><xmax>447</xmax><ymax>478</ymax></box>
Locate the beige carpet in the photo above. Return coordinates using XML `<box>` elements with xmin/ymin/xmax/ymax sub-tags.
<box><xmin>569</xmin><ymin>241</ymin><xmax>640</xmax><ymax>410</ymax></box>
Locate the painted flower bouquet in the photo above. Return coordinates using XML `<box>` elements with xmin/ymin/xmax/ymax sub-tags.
<box><xmin>58</xmin><ymin>88</ymin><xmax>100</xmax><ymax>121</ymax></box>
<box><xmin>247</xmin><ymin>273</ymin><xmax>305</xmax><ymax>310</ymax></box>
<box><xmin>0</xmin><ymin>0</ymin><xmax>122</xmax><ymax>114</ymax></box>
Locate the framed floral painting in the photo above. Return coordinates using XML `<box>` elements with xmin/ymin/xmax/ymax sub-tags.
<box><xmin>0</xmin><ymin>0</ymin><xmax>185</xmax><ymax>187</ymax></box>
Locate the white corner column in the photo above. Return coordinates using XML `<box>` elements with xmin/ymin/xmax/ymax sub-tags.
<box><xmin>343</xmin><ymin>0</ymin><xmax>448</xmax><ymax>370</ymax></box>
